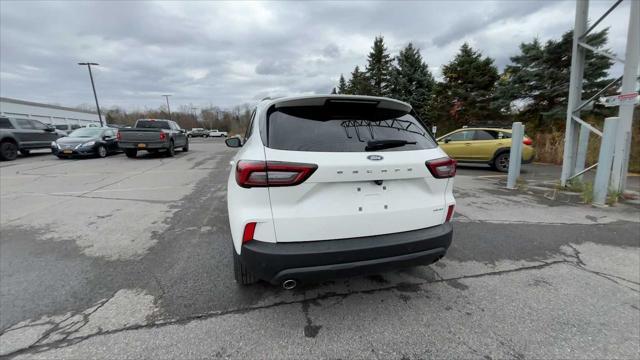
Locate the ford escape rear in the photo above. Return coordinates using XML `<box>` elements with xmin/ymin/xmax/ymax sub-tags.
<box><xmin>225</xmin><ymin>95</ymin><xmax>456</xmax><ymax>288</ymax></box>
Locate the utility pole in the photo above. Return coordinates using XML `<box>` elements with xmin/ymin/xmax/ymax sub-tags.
<box><xmin>162</xmin><ymin>95</ymin><xmax>172</xmax><ymax>120</ymax></box>
<box><xmin>561</xmin><ymin>0</ymin><xmax>638</xmax><ymax>198</ymax></box>
<box><xmin>610</xmin><ymin>0</ymin><xmax>640</xmax><ymax>192</ymax></box>
<box><xmin>78</xmin><ymin>62</ymin><xmax>104</xmax><ymax>127</ymax></box>
<box><xmin>560</xmin><ymin>0</ymin><xmax>588</xmax><ymax>186</ymax></box>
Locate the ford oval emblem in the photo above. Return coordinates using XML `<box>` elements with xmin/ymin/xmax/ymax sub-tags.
<box><xmin>367</xmin><ymin>155</ymin><xmax>383</xmax><ymax>161</ymax></box>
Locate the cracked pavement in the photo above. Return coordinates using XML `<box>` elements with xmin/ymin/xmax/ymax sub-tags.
<box><xmin>1</xmin><ymin>140</ymin><xmax>639</xmax><ymax>359</ymax></box>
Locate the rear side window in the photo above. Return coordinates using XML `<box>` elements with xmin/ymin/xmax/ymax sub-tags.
<box><xmin>245</xmin><ymin>109</ymin><xmax>256</xmax><ymax>140</ymax></box>
<box><xmin>136</xmin><ymin>120</ymin><xmax>170</xmax><ymax>129</ymax></box>
<box><xmin>474</xmin><ymin>130</ymin><xmax>498</xmax><ymax>140</ymax></box>
<box><xmin>267</xmin><ymin>106</ymin><xmax>436</xmax><ymax>152</ymax></box>
<box><xmin>0</xmin><ymin>118</ymin><xmax>14</xmax><ymax>129</ymax></box>
<box><xmin>447</xmin><ymin>130</ymin><xmax>474</xmax><ymax>141</ymax></box>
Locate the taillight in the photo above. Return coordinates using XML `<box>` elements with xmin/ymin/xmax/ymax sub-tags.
<box><xmin>445</xmin><ymin>204</ymin><xmax>455</xmax><ymax>222</ymax></box>
<box><xmin>116</xmin><ymin>131</ymin><xmax>121</xmax><ymax>141</ymax></box>
<box><xmin>523</xmin><ymin>137</ymin><xmax>533</xmax><ymax>145</ymax></box>
<box><xmin>159</xmin><ymin>132</ymin><xmax>166</xmax><ymax>141</ymax></box>
<box><xmin>235</xmin><ymin>160</ymin><xmax>317</xmax><ymax>188</ymax></box>
<box><xmin>426</xmin><ymin>157</ymin><xmax>457</xmax><ymax>178</ymax></box>
<box><xmin>242</xmin><ymin>222</ymin><xmax>256</xmax><ymax>243</ymax></box>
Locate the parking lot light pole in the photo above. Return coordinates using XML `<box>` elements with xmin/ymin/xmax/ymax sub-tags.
<box><xmin>162</xmin><ymin>95</ymin><xmax>172</xmax><ymax>120</ymax></box>
<box><xmin>78</xmin><ymin>62</ymin><xmax>104</xmax><ymax>127</ymax></box>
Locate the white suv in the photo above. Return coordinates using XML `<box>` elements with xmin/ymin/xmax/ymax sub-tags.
<box><xmin>225</xmin><ymin>95</ymin><xmax>456</xmax><ymax>289</ymax></box>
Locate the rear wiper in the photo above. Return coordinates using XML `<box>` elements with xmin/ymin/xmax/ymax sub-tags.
<box><xmin>365</xmin><ymin>139</ymin><xmax>416</xmax><ymax>151</ymax></box>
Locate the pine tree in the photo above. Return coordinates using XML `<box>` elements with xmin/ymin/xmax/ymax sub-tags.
<box><xmin>390</xmin><ymin>43</ymin><xmax>435</xmax><ymax>120</ymax></box>
<box><xmin>365</xmin><ymin>36</ymin><xmax>393</xmax><ymax>96</ymax></box>
<box><xmin>347</xmin><ymin>66</ymin><xmax>370</xmax><ymax>95</ymax></box>
<box><xmin>331</xmin><ymin>87</ymin><xmax>337</xmax><ymax>94</ymax></box>
<box><xmin>495</xmin><ymin>28</ymin><xmax>614</xmax><ymax>128</ymax></box>
<box><xmin>337</xmin><ymin>74</ymin><xmax>348</xmax><ymax>94</ymax></box>
<box><xmin>432</xmin><ymin>43</ymin><xmax>500</xmax><ymax>130</ymax></box>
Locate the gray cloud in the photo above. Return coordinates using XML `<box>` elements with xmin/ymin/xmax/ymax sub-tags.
<box><xmin>0</xmin><ymin>0</ymin><xmax>630</xmax><ymax>110</ymax></box>
<box><xmin>255</xmin><ymin>59</ymin><xmax>294</xmax><ymax>75</ymax></box>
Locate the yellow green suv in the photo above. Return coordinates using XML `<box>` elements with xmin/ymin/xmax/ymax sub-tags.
<box><xmin>436</xmin><ymin>127</ymin><xmax>535</xmax><ymax>172</ymax></box>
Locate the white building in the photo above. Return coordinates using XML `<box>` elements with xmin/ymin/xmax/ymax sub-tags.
<box><xmin>0</xmin><ymin>97</ymin><xmax>102</xmax><ymax>127</ymax></box>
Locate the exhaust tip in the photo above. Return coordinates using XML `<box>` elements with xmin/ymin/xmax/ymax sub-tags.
<box><xmin>282</xmin><ymin>279</ymin><xmax>297</xmax><ymax>290</ymax></box>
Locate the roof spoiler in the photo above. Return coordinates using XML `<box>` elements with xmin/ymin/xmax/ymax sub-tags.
<box><xmin>273</xmin><ymin>95</ymin><xmax>412</xmax><ymax>114</ymax></box>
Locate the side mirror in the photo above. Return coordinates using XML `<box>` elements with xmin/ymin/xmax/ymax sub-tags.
<box><xmin>45</xmin><ymin>125</ymin><xmax>55</xmax><ymax>132</ymax></box>
<box><xmin>225</xmin><ymin>137</ymin><xmax>242</xmax><ymax>148</ymax></box>
<box><xmin>443</xmin><ymin>138</ymin><xmax>451</xmax><ymax>144</ymax></box>
<box><xmin>180</xmin><ymin>129</ymin><xmax>186</xmax><ymax>133</ymax></box>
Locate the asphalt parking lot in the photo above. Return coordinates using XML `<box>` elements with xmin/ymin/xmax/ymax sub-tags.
<box><xmin>1</xmin><ymin>139</ymin><xmax>639</xmax><ymax>359</ymax></box>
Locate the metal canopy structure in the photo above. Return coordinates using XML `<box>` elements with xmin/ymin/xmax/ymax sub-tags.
<box><xmin>560</xmin><ymin>0</ymin><xmax>639</xmax><ymax>195</ymax></box>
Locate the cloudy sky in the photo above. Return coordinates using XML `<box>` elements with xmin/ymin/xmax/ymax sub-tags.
<box><xmin>0</xmin><ymin>0</ymin><xmax>631</xmax><ymax>111</ymax></box>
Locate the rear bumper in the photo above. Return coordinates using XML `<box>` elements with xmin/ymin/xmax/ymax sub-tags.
<box><xmin>522</xmin><ymin>147</ymin><xmax>536</xmax><ymax>164</ymax></box>
<box><xmin>118</xmin><ymin>141</ymin><xmax>168</xmax><ymax>150</ymax></box>
<box><xmin>239</xmin><ymin>222</ymin><xmax>453</xmax><ymax>285</ymax></box>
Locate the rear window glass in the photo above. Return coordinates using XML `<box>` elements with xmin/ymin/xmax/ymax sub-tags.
<box><xmin>0</xmin><ymin>118</ymin><xmax>14</xmax><ymax>129</ymax></box>
<box><xmin>267</xmin><ymin>106</ymin><xmax>436</xmax><ymax>152</ymax></box>
<box><xmin>136</xmin><ymin>120</ymin><xmax>170</xmax><ymax>129</ymax></box>
<box><xmin>475</xmin><ymin>130</ymin><xmax>498</xmax><ymax>140</ymax></box>
<box><xmin>68</xmin><ymin>128</ymin><xmax>103</xmax><ymax>138</ymax></box>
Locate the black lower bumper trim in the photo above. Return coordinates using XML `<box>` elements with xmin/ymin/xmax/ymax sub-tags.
<box><xmin>240</xmin><ymin>222</ymin><xmax>453</xmax><ymax>285</ymax></box>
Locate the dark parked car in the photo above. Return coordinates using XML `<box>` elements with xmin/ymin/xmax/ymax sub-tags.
<box><xmin>0</xmin><ymin>116</ymin><xmax>63</xmax><ymax>161</ymax></box>
<box><xmin>117</xmin><ymin>119</ymin><xmax>188</xmax><ymax>158</ymax></box>
<box><xmin>52</xmin><ymin>127</ymin><xmax>119</xmax><ymax>158</ymax></box>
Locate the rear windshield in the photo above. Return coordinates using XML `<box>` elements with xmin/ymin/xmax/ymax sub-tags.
<box><xmin>136</xmin><ymin>120</ymin><xmax>170</xmax><ymax>129</ymax></box>
<box><xmin>68</xmin><ymin>128</ymin><xmax>103</xmax><ymax>138</ymax></box>
<box><xmin>267</xmin><ymin>106</ymin><xmax>436</xmax><ymax>152</ymax></box>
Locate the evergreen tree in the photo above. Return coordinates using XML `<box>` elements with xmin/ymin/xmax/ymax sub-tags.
<box><xmin>365</xmin><ymin>36</ymin><xmax>393</xmax><ymax>96</ymax></box>
<box><xmin>337</xmin><ymin>74</ymin><xmax>348</xmax><ymax>94</ymax></box>
<box><xmin>495</xmin><ymin>28</ymin><xmax>614</xmax><ymax>128</ymax></box>
<box><xmin>347</xmin><ymin>66</ymin><xmax>370</xmax><ymax>95</ymax></box>
<box><xmin>331</xmin><ymin>87</ymin><xmax>337</xmax><ymax>94</ymax></box>
<box><xmin>390</xmin><ymin>43</ymin><xmax>435</xmax><ymax>120</ymax></box>
<box><xmin>432</xmin><ymin>43</ymin><xmax>500</xmax><ymax>130</ymax></box>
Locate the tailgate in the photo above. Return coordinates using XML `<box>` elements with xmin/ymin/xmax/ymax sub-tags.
<box><xmin>119</xmin><ymin>129</ymin><xmax>163</xmax><ymax>143</ymax></box>
<box><xmin>265</xmin><ymin>148</ymin><xmax>450</xmax><ymax>242</ymax></box>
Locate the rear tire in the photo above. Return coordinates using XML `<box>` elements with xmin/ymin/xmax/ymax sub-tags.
<box><xmin>19</xmin><ymin>149</ymin><xmax>30</xmax><ymax>156</ymax></box>
<box><xmin>183</xmin><ymin>140</ymin><xmax>189</xmax><ymax>152</ymax></box>
<box><xmin>493</xmin><ymin>152</ymin><xmax>510</xmax><ymax>173</ymax></box>
<box><xmin>166</xmin><ymin>141</ymin><xmax>175</xmax><ymax>157</ymax></box>
<box><xmin>0</xmin><ymin>141</ymin><xmax>18</xmax><ymax>161</ymax></box>
<box><xmin>125</xmin><ymin>149</ymin><xmax>137</xmax><ymax>158</ymax></box>
<box><xmin>233</xmin><ymin>250</ymin><xmax>257</xmax><ymax>285</ymax></box>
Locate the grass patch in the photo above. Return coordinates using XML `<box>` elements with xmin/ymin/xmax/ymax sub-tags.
<box><xmin>607</xmin><ymin>188</ymin><xmax>623</xmax><ymax>206</ymax></box>
<box><xmin>565</xmin><ymin>179</ymin><xmax>586</xmax><ymax>193</ymax></box>
<box><xmin>516</xmin><ymin>176</ymin><xmax>528</xmax><ymax>190</ymax></box>
<box><xmin>581</xmin><ymin>182</ymin><xmax>594</xmax><ymax>204</ymax></box>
